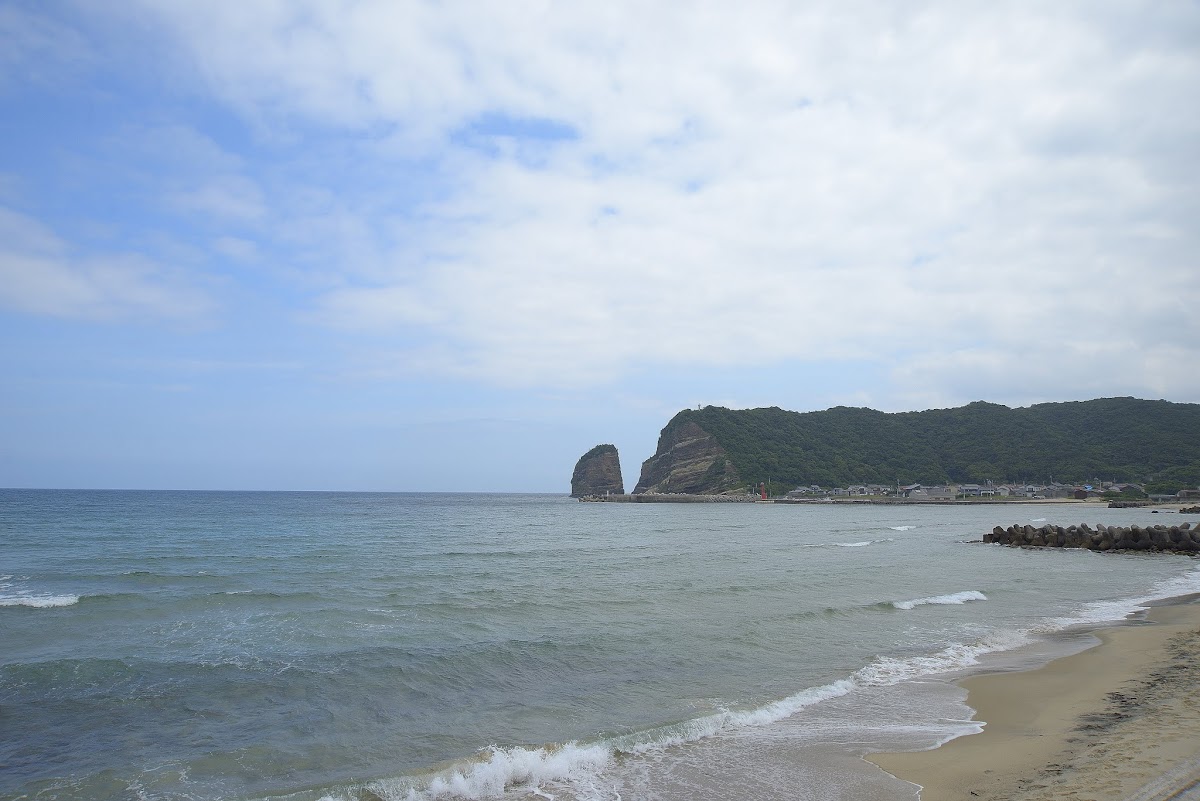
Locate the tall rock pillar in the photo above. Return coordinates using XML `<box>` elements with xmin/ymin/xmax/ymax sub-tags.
<box><xmin>570</xmin><ymin>444</ymin><xmax>624</xmax><ymax>497</ymax></box>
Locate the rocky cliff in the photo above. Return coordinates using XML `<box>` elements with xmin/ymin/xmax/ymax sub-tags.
<box><xmin>570</xmin><ymin>444</ymin><xmax>625</xmax><ymax>497</ymax></box>
<box><xmin>633</xmin><ymin>421</ymin><xmax>742</xmax><ymax>494</ymax></box>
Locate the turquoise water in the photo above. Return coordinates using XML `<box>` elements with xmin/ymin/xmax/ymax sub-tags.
<box><xmin>2</xmin><ymin>490</ymin><xmax>1197</xmax><ymax>800</ymax></box>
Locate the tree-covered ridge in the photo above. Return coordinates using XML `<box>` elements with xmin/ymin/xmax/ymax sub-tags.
<box><xmin>658</xmin><ymin>398</ymin><xmax>1200</xmax><ymax>492</ymax></box>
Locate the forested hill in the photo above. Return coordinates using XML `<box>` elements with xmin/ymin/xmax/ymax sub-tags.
<box><xmin>637</xmin><ymin>398</ymin><xmax>1200</xmax><ymax>494</ymax></box>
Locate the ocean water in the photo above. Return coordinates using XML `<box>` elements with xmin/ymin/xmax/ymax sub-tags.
<box><xmin>2</xmin><ymin>490</ymin><xmax>1198</xmax><ymax>801</ymax></box>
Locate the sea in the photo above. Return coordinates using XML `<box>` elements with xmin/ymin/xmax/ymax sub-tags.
<box><xmin>3</xmin><ymin>490</ymin><xmax>1199</xmax><ymax>801</ymax></box>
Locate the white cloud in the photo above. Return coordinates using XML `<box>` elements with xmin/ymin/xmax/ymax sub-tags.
<box><xmin>0</xmin><ymin>208</ymin><xmax>214</xmax><ymax>323</ymax></box>
<box><xmin>106</xmin><ymin>2</ymin><xmax>1200</xmax><ymax>400</ymax></box>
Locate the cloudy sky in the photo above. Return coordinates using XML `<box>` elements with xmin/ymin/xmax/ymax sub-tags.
<box><xmin>2</xmin><ymin>1</ymin><xmax>1197</xmax><ymax>491</ymax></box>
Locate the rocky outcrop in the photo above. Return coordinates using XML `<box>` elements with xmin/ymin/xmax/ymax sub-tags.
<box><xmin>570</xmin><ymin>444</ymin><xmax>624</xmax><ymax>498</ymax></box>
<box><xmin>983</xmin><ymin>522</ymin><xmax>1200</xmax><ymax>554</ymax></box>
<box><xmin>633</xmin><ymin>421</ymin><xmax>742</xmax><ymax>494</ymax></box>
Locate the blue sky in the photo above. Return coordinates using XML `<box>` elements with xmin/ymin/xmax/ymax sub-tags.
<box><xmin>2</xmin><ymin>1</ymin><xmax>1198</xmax><ymax>491</ymax></box>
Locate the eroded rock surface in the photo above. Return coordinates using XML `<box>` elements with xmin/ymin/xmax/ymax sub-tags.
<box><xmin>570</xmin><ymin>444</ymin><xmax>624</xmax><ymax>497</ymax></box>
<box><xmin>633</xmin><ymin>421</ymin><xmax>741</xmax><ymax>494</ymax></box>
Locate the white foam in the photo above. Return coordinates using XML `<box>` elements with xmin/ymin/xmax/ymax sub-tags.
<box><xmin>616</xmin><ymin>677</ymin><xmax>859</xmax><ymax>755</ymax></box>
<box><xmin>0</xmin><ymin>593</ymin><xmax>80</xmax><ymax>608</ymax></box>
<box><xmin>1041</xmin><ymin>564</ymin><xmax>1200</xmax><ymax>631</ymax></box>
<box><xmin>0</xmin><ymin>575</ymin><xmax>82</xmax><ymax>608</ymax></box>
<box><xmin>893</xmin><ymin>590</ymin><xmax>987</xmax><ymax>610</ymax></box>
<box><xmin>366</xmin><ymin>743</ymin><xmax>612</xmax><ymax>800</ymax></box>
<box><xmin>855</xmin><ymin>629</ymin><xmax>1033</xmax><ymax>686</ymax></box>
<box><xmin>802</xmin><ymin>538</ymin><xmax>894</xmax><ymax>549</ymax></box>
<box><xmin>725</xmin><ymin>678</ymin><xmax>856</xmax><ymax>727</ymax></box>
<box><xmin>890</xmin><ymin>525</ymin><xmax>916</xmax><ymax>531</ymax></box>
<box><xmin>376</xmin><ymin>676</ymin><xmax>863</xmax><ymax>800</ymax></box>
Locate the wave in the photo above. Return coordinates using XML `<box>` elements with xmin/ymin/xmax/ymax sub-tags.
<box><xmin>1043</xmin><ymin>563</ymin><xmax>1200</xmax><ymax>630</ymax></box>
<box><xmin>0</xmin><ymin>575</ymin><xmax>81</xmax><ymax>608</ymax></box>
<box><xmin>358</xmin><ymin>623</ymin><xmax>1021</xmax><ymax>801</ymax></box>
<box><xmin>889</xmin><ymin>525</ymin><xmax>916</xmax><ymax>531</ymax></box>
<box><xmin>854</xmin><ymin>628</ymin><xmax>1033</xmax><ymax>686</ymax></box>
<box><xmin>358</xmin><ymin>742</ymin><xmax>611</xmax><ymax>801</ymax></box>
<box><xmin>793</xmin><ymin>591</ymin><xmax>986</xmax><ymax>620</ymax></box>
<box><xmin>0</xmin><ymin>593</ymin><xmax>80</xmax><ymax>608</ymax></box>
<box><xmin>364</xmin><ymin>679</ymin><xmax>858</xmax><ymax>800</ymax></box>
<box><xmin>312</xmin><ymin>569</ymin><xmax>1200</xmax><ymax>801</ymax></box>
<box><xmin>801</xmin><ymin>538</ymin><xmax>894</xmax><ymax>549</ymax></box>
<box><xmin>892</xmin><ymin>590</ymin><xmax>988</xmax><ymax>610</ymax></box>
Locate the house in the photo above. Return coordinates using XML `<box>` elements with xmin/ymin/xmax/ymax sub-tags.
<box><xmin>786</xmin><ymin>485</ymin><xmax>828</xmax><ymax>498</ymax></box>
<box><xmin>905</xmin><ymin>485</ymin><xmax>955</xmax><ymax>501</ymax></box>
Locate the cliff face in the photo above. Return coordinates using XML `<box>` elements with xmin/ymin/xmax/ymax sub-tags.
<box><xmin>633</xmin><ymin>421</ymin><xmax>742</xmax><ymax>494</ymax></box>
<box><xmin>570</xmin><ymin>444</ymin><xmax>625</xmax><ymax>497</ymax></box>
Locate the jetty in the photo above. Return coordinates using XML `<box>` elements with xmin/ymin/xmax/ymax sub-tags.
<box><xmin>983</xmin><ymin>522</ymin><xmax>1200</xmax><ymax>554</ymax></box>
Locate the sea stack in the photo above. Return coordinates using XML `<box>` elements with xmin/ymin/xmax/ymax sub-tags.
<box><xmin>570</xmin><ymin>444</ymin><xmax>624</xmax><ymax>497</ymax></box>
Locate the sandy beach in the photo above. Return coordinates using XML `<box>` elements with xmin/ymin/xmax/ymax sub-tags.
<box><xmin>870</xmin><ymin>597</ymin><xmax>1200</xmax><ymax>800</ymax></box>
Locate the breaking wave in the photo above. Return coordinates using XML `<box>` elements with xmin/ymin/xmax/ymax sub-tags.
<box><xmin>361</xmin><ymin>680</ymin><xmax>860</xmax><ymax>800</ymax></box>
<box><xmin>0</xmin><ymin>593</ymin><xmax>80</xmax><ymax>608</ymax></box>
<box><xmin>892</xmin><ymin>590</ymin><xmax>988</xmax><ymax>610</ymax></box>
<box><xmin>351</xmin><ymin>621</ymin><xmax>1033</xmax><ymax>801</ymax></box>
<box><xmin>0</xmin><ymin>576</ymin><xmax>81</xmax><ymax>608</ymax></box>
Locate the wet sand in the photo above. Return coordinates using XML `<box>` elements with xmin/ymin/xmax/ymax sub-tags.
<box><xmin>869</xmin><ymin>599</ymin><xmax>1200</xmax><ymax>800</ymax></box>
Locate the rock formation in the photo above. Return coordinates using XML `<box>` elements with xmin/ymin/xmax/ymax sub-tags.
<box><xmin>570</xmin><ymin>444</ymin><xmax>624</xmax><ymax>498</ymax></box>
<box><xmin>982</xmin><ymin>522</ymin><xmax>1200</xmax><ymax>553</ymax></box>
<box><xmin>633</xmin><ymin>421</ymin><xmax>742</xmax><ymax>494</ymax></box>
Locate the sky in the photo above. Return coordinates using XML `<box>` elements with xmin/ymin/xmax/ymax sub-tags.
<box><xmin>1</xmin><ymin>1</ymin><xmax>1198</xmax><ymax>492</ymax></box>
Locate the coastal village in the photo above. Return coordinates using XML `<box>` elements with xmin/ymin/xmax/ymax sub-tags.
<box><xmin>571</xmin><ymin>440</ymin><xmax>1200</xmax><ymax>506</ymax></box>
<box><xmin>781</xmin><ymin>480</ymin><xmax>1200</xmax><ymax>504</ymax></box>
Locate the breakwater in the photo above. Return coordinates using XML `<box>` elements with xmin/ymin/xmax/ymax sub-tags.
<box><xmin>983</xmin><ymin>522</ymin><xmax>1200</xmax><ymax>554</ymax></box>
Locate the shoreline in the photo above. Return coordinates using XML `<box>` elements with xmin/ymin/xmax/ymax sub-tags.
<box><xmin>580</xmin><ymin>494</ymin><xmax>1198</xmax><ymax>510</ymax></box>
<box><xmin>868</xmin><ymin>596</ymin><xmax>1200</xmax><ymax>800</ymax></box>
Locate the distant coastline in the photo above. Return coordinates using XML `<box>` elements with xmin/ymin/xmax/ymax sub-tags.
<box><xmin>578</xmin><ymin>493</ymin><xmax>1197</xmax><ymax>509</ymax></box>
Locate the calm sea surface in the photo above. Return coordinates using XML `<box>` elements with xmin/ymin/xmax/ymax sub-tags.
<box><xmin>2</xmin><ymin>490</ymin><xmax>1198</xmax><ymax>801</ymax></box>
